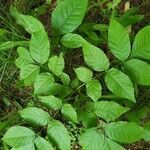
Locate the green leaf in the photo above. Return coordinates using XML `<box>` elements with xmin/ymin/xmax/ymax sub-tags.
<box><xmin>105</xmin><ymin>68</ymin><xmax>135</xmax><ymax>102</ymax></box>
<box><xmin>124</xmin><ymin>58</ymin><xmax>150</xmax><ymax>85</ymax></box>
<box><xmin>61</xmin><ymin>34</ymin><xmax>110</xmax><ymax>71</ymax></box>
<box><xmin>61</xmin><ymin>73</ymin><xmax>70</xmax><ymax>85</ymax></box>
<box><xmin>38</xmin><ymin>95</ymin><xmax>62</xmax><ymax>110</ymax></box>
<box><xmin>46</xmin><ymin>83</ymin><xmax>72</xmax><ymax>98</ymax></box>
<box><xmin>105</xmin><ymin>121</ymin><xmax>144</xmax><ymax>143</ymax></box>
<box><xmin>131</xmin><ymin>26</ymin><xmax>150</xmax><ymax>59</ymax></box>
<box><xmin>105</xmin><ymin>138</ymin><xmax>125</xmax><ymax>150</ymax></box>
<box><xmin>118</xmin><ymin>7</ymin><xmax>144</xmax><ymax>27</ymax></box>
<box><xmin>74</xmin><ymin>67</ymin><xmax>93</xmax><ymax>83</ymax></box>
<box><xmin>79</xmin><ymin>128</ymin><xmax>124</xmax><ymax>150</ymax></box>
<box><xmin>94</xmin><ymin>101</ymin><xmax>130</xmax><ymax>122</ymax></box>
<box><xmin>52</xmin><ymin>0</ymin><xmax>88</xmax><ymax>34</ymax></box>
<box><xmin>86</xmin><ymin>79</ymin><xmax>102</xmax><ymax>102</ymax></box>
<box><xmin>34</xmin><ymin>136</ymin><xmax>54</xmax><ymax>150</ymax></box>
<box><xmin>19</xmin><ymin>107</ymin><xmax>50</xmax><ymax>126</ymax></box>
<box><xmin>79</xmin><ymin>129</ymin><xmax>103</xmax><ymax>150</ymax></box>
<box><xmin>48</xmin><ymin>53</ymin><xmax>64</xmax><ymax>76</ymax></box>
<box><xmin>127</xmin><ymin>106</ymin><xmax>150</xmax><ymax>123</ymax></box>
<box><xmin>20</xmin><ymin>64</ymin><xmax>40</xmax><ymax>86</ymax></box>
<box><xmin>0</xmin><ymin>41</ymin><xmax>29</xmax><ymax>52</ymax></box>
<box><xmin>108</xmin><ymin>19</ymin><xmax>131</xmax><ymax>60</ymax></box>
<box><xmin>3</xmin><ymin>126</ymin><xmax>35</xmax><ymax>147</ymax></box>
<box><xmin>16</xmin><ymin>47</ymin><xmax>34</xmax><ymax>69</ymax></box>
<box><xmin>61</xmin><ymin>104</ymin><xmax>78</xmax><ymax>123</ymax></box>
<box><xmin>47</xmin><ymin>120</ymin><xmax>71</xmax><ymax>150</ymax></box>
<box><xmin>30</xmin><ymin>30</ymin><xmax>50</xmax><ymax>64</ymax></box>
<box><xmin>11</xmin><ymin>143</ymin><xmax>35</xmax><ymax>150</ymax></box>
<box><xmin>10</xmin><ymin>7</ymin><xmax>44</xmax><ymax>34</ymax></box>
<box><xmin>143</xmin><ymin>122</ymin><xmax>150</xmax><ymax>141</ymax></box>
<box><xmin>78</xmin><ymin>111</ymin><xmax>97</xmax><ymax>128</ymax></box>
<box><xmin>83</xmin><ymin>43</ymin><xmax>110</xmax><ymax>72</ymax></box>
<box><xmin>61</xmin><ymin>33</ymin><xmax>85</xmax><ymax>48</ymax></box>
<box><xmin>34</xmin><ymin>73</ymin><xmax>54</xmax><ymax>95</ymax></box>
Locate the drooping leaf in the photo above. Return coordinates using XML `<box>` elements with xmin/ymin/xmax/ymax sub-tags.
<box><xmin>34</xmin><ymin>136</ymin><xmax>54</xmax><ymax>150</ymax></box>
<box><xmin>10</xmin><ymin>7</ymin><xmax>44</xmax><ymax>34</ymax></box>
<box><xmin>61</xmin><ymin>104</ymin><xmax>78</xmax><ymax>123</ymax></box>
<box><xmin>86</xmin><ymin>79</ymin><xmax>102</xmax><ymax>102</ymax></box>
<box><xmin>108</xmin><ymin>19</ymin><xmax>131</xmax><ymax>60</ymax></box>
<box><xmin>79</xmin><ymin>128</ymin><xmax>124</xmax><ymax>150</ymax></box>
<box><xmin>74</xmin><ymin>67</ymin><xmax>93</xmax><ymax>83</ymax></box>
<box><xmin>61</xmin><ymin>73</ymin><xmax>70</xmax><ymax>85</ymax></box>
<box><xmin>94</xmin><ymin>101</ymin><xmax>130</xmax><ymax>122</ymax></box>
<box><xmin>131</xmin><ymin>26</ymin><xmax>150</xmax><ymax>59</ymax></box>
<box><xmin>48</xmin><ymin>53</ymin><xmax>64</xmax><ymax>76</ymax></box>
<box><xmin>124</xmin><ymin>58</ymin><xmax>150</xmax><ymax>85</ymax></box>
<box><xmin>30</xmin><ymin>30</ymin><xmax>50</xmax><ymax>64</ymax></box>
<box><xmin>11</xmin><ymin>143</ymin><xmax>35</xmax><ymax>150</ymax></box>
<box><xmin>105</xmin><ymin>121</ymin><xmax>144</xmax><ymax>143</ymax></box>
<box><xmin>52</xmin><ymin>0</ymin><xmax>88</xmax><ymax>34</ymax></box>
<box><xmin>0</xmin><ymin>41</ymin><xmax>29</xmax><ymax>51</ymax></box>
<box><xmin>61</xmin><ymin>33</ymin><xmax>85</xmax><ymax>48</ymax></box>
<box><xmin>20</xmin><ymin>64</ymin><xmax>40</xmax><ymax>86</ymax></box>
<box><xmin>47</xmin><ymin>120</ymin><xmax>71</xmax><ymax>150</ymax></box>
<box><xmin>16</xmin><ymin>47</ymin><xmax>34</xmax><ymax>69</ymax></box>
<box><xmin>105</xmin><ymin>68</ymin><xmax>135</xmax><ymax>102</ymax></box>
<box><xmin>19</xmin><ymin>107</ymin><xmax>50</xmax><ymax>126</ymax></box>
<box><xmin>34</xmin><ymin>73</ymin><xmax>54</xmax><ymax>95</ymax></box>
<box><xmin>38</xmin><ymin>95</ymin><xmax>62</xmax><ymax>110</ymax></box>
<box><xmin>3</xmin><ymin>126</ymin><xmax>35</xmax><ymax>148</ymax></box>
<box><xmin>83</xmin><ymin>43</ymin><xmax>110</xmax><ymax>72</ymax></box>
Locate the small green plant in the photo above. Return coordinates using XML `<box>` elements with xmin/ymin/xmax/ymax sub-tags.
<box><xmin>1</xmin><ymin>0</ymin><xmax>150</xmax><ymax>149</ymax></box>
